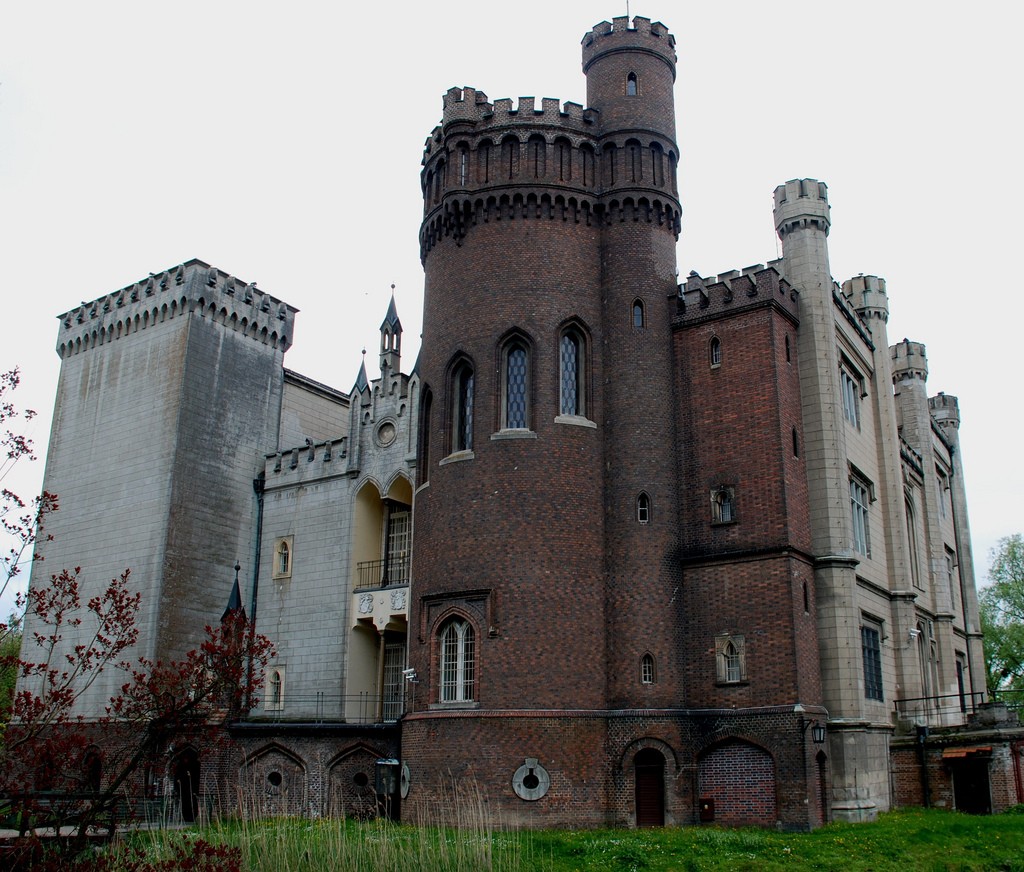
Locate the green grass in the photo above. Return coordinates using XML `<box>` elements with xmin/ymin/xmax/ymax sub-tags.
<box><xmin>106</xmin><ymin>807</ymin><xmax>1024</xmax><ymax>872</ymax></box>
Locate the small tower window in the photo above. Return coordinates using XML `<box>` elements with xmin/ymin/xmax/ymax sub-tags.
<box><xmin>266</xmin><ymin>667</ymin><xmax>285</xmax><ymax>711</ymax></box>
<box><xmin>451</xmin><ymin>359</ymin><xmax>475</xmax><ymax>453</ymax></box>
<box><xmin>273</xmin><ymin>537</ymin><xmax>293</xmax><ymax>579</ymax></box>
<box><xmin>716</xmin><ymin>634</ymin><xmax>746</xmax><ymax>684</ymax></box>
<box><xmin>710</xmin><ymin>337</ymin><xmax>722</xmax><ymax>367</ymax></box>
<box><xmin>637</xmin><ymin>492</ymin><xmax>651</xmax><ymax>525</ymax></box>
<box><xmin>792</xmin><ymin>427</ymin><xmax>799</xmax><ymax>457</ymax></box>
<box><xmin>785</xmin><ymin>334</ymin><xmax>791</xmax><ymax>362</ymax></box>
<box><xmin>640</xmin><ymin>653</ymin><xmax>655</xmax><ymax>684</ymax></box>
<box><xmin>712</xmin><ymin>488</ymin><xmax>735</xmax><ymax>525</ymax></box>
<box><xmin>502</xmin><ymin>340</ymin><xmax>529</xmax><ymax>429</ymax></box>
<box><xmin>559</xmin><ymin>328</ymin><xmax>586</xmax><ymax>416</ymax></box>
<box><xmin>626</xmin><ymin>72</ymin><xmax>638</xmax><ymax>96</ymax></box>
<box><xmin>632</xmin><ymin>299</ymin><xmax>645</xmax><ymax>329</ymax></box>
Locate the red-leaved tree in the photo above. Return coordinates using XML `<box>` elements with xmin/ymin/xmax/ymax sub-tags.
<box><xmin>0</xmin><ymin>368</ymin><xmax>275</xmax><ymax>857</ymax></box>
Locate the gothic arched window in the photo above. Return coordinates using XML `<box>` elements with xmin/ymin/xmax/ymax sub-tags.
<box><xmin>440</xmin><ymin>618</ymin><xmax>476</xmax><ymax>703</ymax></box>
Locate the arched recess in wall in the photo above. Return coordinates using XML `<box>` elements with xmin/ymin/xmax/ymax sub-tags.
<box><xmin>697</xmin><ymin>739</ymin><xmax>776</xmax><ymax>827</ymax></box>
<box><xmin>501</xmin><ymin>135</ymin><xmax>520</xmax><ymax>180</ymax></box>
<box><xmin>327</xmin><ymin>744</ymin><xmax>386</xmax><ymax>820</ymax></box>
<box><xmin>239</xmin><ymin>743</ymin><xmax>307</xmax><ymax>817</ymax></box>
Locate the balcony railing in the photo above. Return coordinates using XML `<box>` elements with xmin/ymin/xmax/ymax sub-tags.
<box><xmin>253</xmin><ymin>692</ymin><xmax>404</xmax><ymax>724</ymax></box>
<box><xmin>893</xmin><ymin>691</ymin><xmax>1003</xmax><ymax>728</ymax></box>
<box><xmin>355</xmin><ymin>556</ymin><xmax>410</xmax><ymax>590</ymax></box>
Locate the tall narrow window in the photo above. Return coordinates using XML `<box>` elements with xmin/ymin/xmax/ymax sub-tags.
<box><xmin>637</xmin><ymin>492</ymin><xmax>651</xmax><ymax>525</ymax></box>
<box><xmin>603</xmin><ymin>143</ymin><xmax>616</xmax><ymax>186</ymax></box>
<box><xmin>906</xmin><ymin>498</ymin><xmax>921</xmax><ymax>589</ymax></box>
<box><xmin>861</xmin><ymin>624</ymin><xmax>883</xmax><ymax>701</ymax></box>
<box><xmin>382</xmin><ymin>640</ymin><xmax>406</xmax><ymax>721</ymax></box>
<box><xmin>419</xmin><ymin>388</ymin><xmax>433</xmax><ymax>482</ymax></box>
<box><xmin>724</xmin><ymin>642</ymin><xmax>742</xmax><ymax>683</ymax></box>
<box><xmin>458</xmin><ymin>146</ymin><xmax>469</xmax><ymax>186</ymax></box>
<box><xmin>278</xmin><ymin>541</ymin><xmax>290</xmax><ymax>576</ymax></box>
<box><xmin>503</xmin><ymin>341</ymin><xmax>528</xmax><ymax>429</ymax></box>
<box><xmin>712</xmin><ymin>488</ymin><xmax>735</xmax><ymax>524</ymax></box>
<box><xmin>384</xmin><ymin>507</ymin><xmax>411</xmax><ymax>584</ymax></box>
<box><xmin>559</xmin><ymin>330</ymin><xmax>584</xmax><ymax>416</ymax></box>
<box><xmin>626</xmin><ymin>72</ymin><xmax>638</xmax><ymax>96</ymax></box>
<box><xmin>710</xmin><ymin>337</ymin><xmax>722</xmax><ymax>367</ymax></box>
<box><xmin>946</xmin><ymin>548</ymin><xmax>958</xmax><ymax>608</ymax></box>
<box><xmin>273</xmin><ymin>537</ymin><xmax>293</xmax><ymax>580</ymax></box>
<box><xmin>440</xmin><ymin>619</ymin><xmax>475</xmax><ymax>703</ymax></box>
<box><xmin>266</xmin><ymin>668</ymin><xmax>285</xmax><ymax>711</ymax></box>
<box><xmin>850</xmin><ymin>477</ymin><xmax>871</xmax><ymax>556</ymax></box>
<box><xmin>640</xmin><ymin>653</ymin><xmax>655</xmax><ymax>684</ymax></box>
<box><xmin>632</xmin><ymin>299</ymin><xmax>645</xmax><ymax>328</ymax></box>
<box><xmin>841</xmin><ymin>366</ymin><xmax>861</xmax><ymax>428</ymax></box>
<box><xmin>452</xmin><ymin>361</ymin><xmax>474</xmax><ymax>452</ymax></box>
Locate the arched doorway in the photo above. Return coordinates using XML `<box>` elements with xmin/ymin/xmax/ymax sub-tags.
<box><xmin>172</xmin><ymin>748</ymin><xmax>201</xmax><ymax>823</ymax></box>
<box><xmin>634</xmin><ymin>748</ymin><xmax>665</xmax><ymax>827</ymax></box>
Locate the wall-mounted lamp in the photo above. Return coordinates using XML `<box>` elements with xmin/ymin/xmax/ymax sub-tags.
<box><xmin>800</xmin><ymin>718</ymin><xmax>827</xmax><ymax>745</ymax></box>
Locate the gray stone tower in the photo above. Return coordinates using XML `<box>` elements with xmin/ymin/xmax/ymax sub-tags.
<box><xmin>26</xmin><ymin>260</ymin><xmax>294</xmax><ymax>714</ymax></box>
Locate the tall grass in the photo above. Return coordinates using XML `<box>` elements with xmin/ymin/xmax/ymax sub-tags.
<box><xmin>95</xmin><ymin>806</ymin><xmax>1024</xmax><ymax>872</ymax></box>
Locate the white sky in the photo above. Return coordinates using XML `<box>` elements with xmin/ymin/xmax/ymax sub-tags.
<box><xmin>2</xmin><ymin>1</ymin><xmax>1021</xmax><ymax>616</ymax></box>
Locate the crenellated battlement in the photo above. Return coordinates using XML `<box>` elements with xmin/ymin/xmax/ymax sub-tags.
<box><xmin>929</xmin><ymin>392</ymin><xmax>961</xmax><ymax>430</ymax></box>
<box><xmin>842</xmin><ymin>275</ymin><xmax>889</xmax><ymax>323</ymax></box>
<box><xmin>891</xmin><ymin>338</ymin><xmax>928</xmax><ymax>383</ymax></box>
<box><xmin>676</xmin><ymin>264</ymin><xmax>798</xmax><ymax>324</ymax></box>
<box><xmin>264</xmin><ymin>436</ymin><xmax>350</xmax><ymax>489</ymax></box>
<box><xmin>424</xmin><ymin>88</ymin><xmax>598</xmax><ymax>162</ymax></box>
<box><xmin>581</xmin><ymin>16</ymin><xmax>676</xmax><ymax>74</ymax></box>
<box><xmin>55</xmin><ymin>259</ymin><xmax>298</xmax><ymax>360</ymax></box>
<box><xmin>773</xmin><ymin>179</ymin><xmax>831</xmax><ymax>238</ymax></box>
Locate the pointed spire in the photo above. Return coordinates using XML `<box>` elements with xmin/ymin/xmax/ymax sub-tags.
<box><xmin>222</xmin><ymin>562</ymin><xmax>246</xmax><ymax>622</ymax></box>
<box><xmin>354</xmin><ymin>351</ymin><xmax>369</xmax><ymax>393</ymax></box>
<box><xmin>380</xmin><ymin>289</ymin><xmax>402</xmax><ymax>333</ymax></box>
<box><xmin>379</xmin><ymin>284</ymin><xmax>403</xmax><ymax>375</ymax></box>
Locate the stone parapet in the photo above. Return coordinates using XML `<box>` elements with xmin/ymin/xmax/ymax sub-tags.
<box><xmin>56</xmin><ymin>259</ymin><xmax>297</xmax><ymax>359</ymax></box>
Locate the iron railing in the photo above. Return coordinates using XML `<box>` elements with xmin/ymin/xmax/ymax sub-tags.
<box><xmin>254</xmin><ymin>691</ymin><xmax>404</xmax><ymax>724</ymax></box>
<box><xmin>354</xmin><ymin>556</ymin><xmax>410</xmax><ymax>590</ymax></box>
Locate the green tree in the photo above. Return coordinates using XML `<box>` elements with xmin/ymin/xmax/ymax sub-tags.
<box><xmin>980</xmin><ymin>534</ymin><xmax>1024</xmax><ymax>694</ymax></box>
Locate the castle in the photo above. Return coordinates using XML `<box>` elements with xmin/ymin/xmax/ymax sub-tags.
<box><xmin>23</xmin><ymin>16</ymin><xmax>1019</xmax><ymax>828</ymax></box>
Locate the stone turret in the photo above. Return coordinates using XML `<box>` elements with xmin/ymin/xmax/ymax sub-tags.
<box><xmin>379</xmin><ymin>293</ymin><xmax>402</xmax><ymax>375</ymax></box>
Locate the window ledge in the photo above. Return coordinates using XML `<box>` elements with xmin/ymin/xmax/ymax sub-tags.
<box><xmin>554</xmin><ymin>414</ymin><xmax>597</xmax><ymax>429</ymax></box>
<box><xmin>715</xmin><ymin>680</ymin><xmax>749</xmax><ymax>688</ymax></box>
<box><xmin>428</xmin><ymin>701</ymin><xmax>481</xmax><ymax>711</ymax></box>
<box><xmin>491</xmin><ymin>429</ymin><xmax>537</xmax><ymax>441</ymax></box>
<box><xmin>439</xmin><ymin>450</ymin><xmax>475</xmax><ymax>466</ymax></box>
<box><xmin>711</xmin><ymin>519</ymin><xmax>738</xmax><ymax>527</ymax></box>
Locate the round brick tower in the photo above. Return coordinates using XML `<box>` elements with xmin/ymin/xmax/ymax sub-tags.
<box><xmin>403</xmin><ymin>16</ymin><xmax>682</xmax><ymax>827</ymax></box>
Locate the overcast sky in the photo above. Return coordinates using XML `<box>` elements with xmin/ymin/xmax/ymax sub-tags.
<box><xmin>2</xmin><ymin>1</ymin><xmax>1021</xmax><ymax>616</ymax></box>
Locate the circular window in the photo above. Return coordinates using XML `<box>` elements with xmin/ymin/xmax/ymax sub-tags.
<box><xmin>267</xmin><ymin>771</ymin><xmax>283</xmax><ymax>787</ymax></box>
<box><xmin>512</xmin><ymin>758</ymin><xmax>550</xmax><ymax>801</ymax></box>
<box><xmin>400</xmin><ymin>762</ymin><xmax>411</xmax><ymax>799</ymax></box>
<box><xmin>376</xmin><ymin>421</ymin><xmax>396</xmax><ymax>446</ymax></box>
<box><xmin>353</xmin><ymin>771</ymin><xmax>369</xmax><ymax>788</ymax></box>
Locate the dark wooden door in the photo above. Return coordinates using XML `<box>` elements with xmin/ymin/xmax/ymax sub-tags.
<box><xmin>634</xmin><ymin>749</ymin><xmax>665</xmax><ymax>827</ymax></box>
